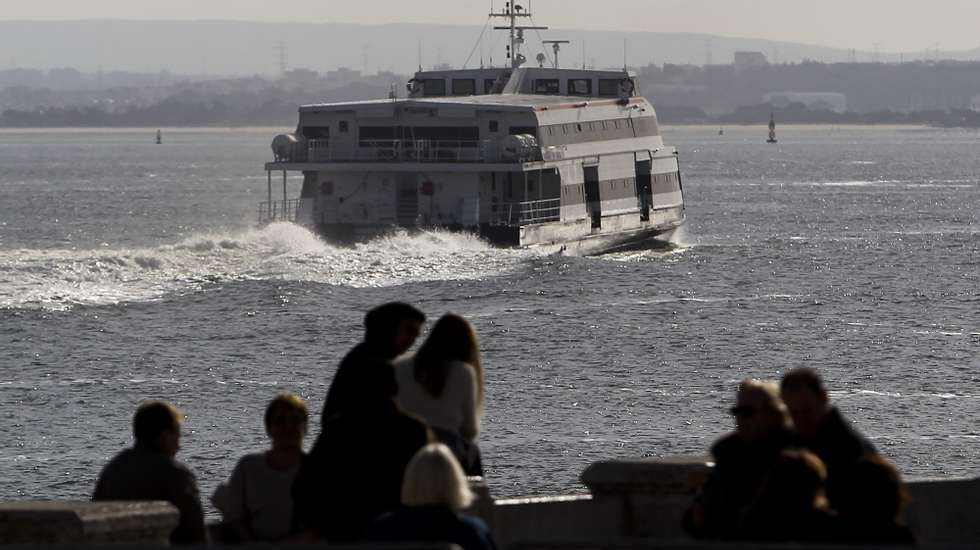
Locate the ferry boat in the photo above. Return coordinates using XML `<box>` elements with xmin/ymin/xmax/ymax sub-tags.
<box><xmin>261</xmin><ymin>3</ymin><xmax>685</xmax><ymax>255</ymax></box>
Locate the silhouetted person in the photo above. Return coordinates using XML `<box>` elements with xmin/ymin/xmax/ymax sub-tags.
<box><xmin>740</xmin><ymin>449</ymin><xmax>837</xmax><ymax>542</ymax></box>
<box><xmin>93</xmin><ymin>400</ymin><xmax>207</xmax><ymax>545</ymax></box>
<box><xmin>322</xmin><ymin>302</ymin><xmax>425</xmax><ymax>422</ymax></box>
<box><xmin>366</xmin><ymin>443</ymin><xmax>497</xmax><ymax>550</ymax></box>
<box><xmin>780</xmin><ymin>368</ymin><xmax>876</xmax><ymax>507</ymax></box>
<box><xmin>293</xmin><ymin>357</ymin><xmax>432</xmax><ymax>542</ymax></box>
<box><xmin>215</xmin><ymin>393</ymin><xmax>308</xmax><ymax>542</ymax></box>
<box><xmin>396</xmin><ymin>313</ymin><xmax>485</xmax><ymax>476</ymax></box>
<box><xmin>834</xmin><ymin>453</ymin><xmax>916</xmax><ymax>545</ymax></box>
<box><xmin>684</xmin><ymin>379</ymin><xmax>795</xmax><ymax>539</ymax></box>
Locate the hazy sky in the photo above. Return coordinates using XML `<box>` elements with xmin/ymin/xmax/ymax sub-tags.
<box><xmin>3</xmin><ymin>0</ymin><xmax>979</xmax><ymax>53</ymax></box>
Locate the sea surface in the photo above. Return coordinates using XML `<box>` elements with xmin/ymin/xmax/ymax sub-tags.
<box><xmin>1</xmin><ymin>125</ymin><xmax>979</xmax><ymax>509</ymax></box>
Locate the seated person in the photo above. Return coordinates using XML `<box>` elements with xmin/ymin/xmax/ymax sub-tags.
<box><xmin>780</xmin><ymin>367</ymin><xmax>876</xmax><ymax>507</ymax></box>
<box><xmin>739</xmin><ymin>449</ymin><xmax>837</xmax><ymax>542</ymax></box>
<box><xmin>684</xmin><ymin>379</ymin><xmax>795</xmax><ymax>539</ymax></box>
<box><xmin>366</xmin><ymin>443</ymin><xmax>497</xmax><ymax>550</ymax></box>
<box><xmin>93</xmin><ymin>400</ymin><xmax>206</xmax><ymax>545</ymax></box>
<box><xmin>395</xmin><ymin>313</ymin><xmax>485</xmax><ymax>476</ymax></box>
<box><xmin>833</xmin><ymin>453</ymin><xmax>915</xmax><ymax>545</ymax></box>
<box><xmin>214</xmin><ymin>393</ymin><xmax>308</xmax><ymax>542</ymax></box>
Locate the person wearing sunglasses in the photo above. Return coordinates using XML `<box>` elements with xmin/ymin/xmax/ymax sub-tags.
<box><xmin>683</xmin><ymin>379</ymin><xmax>795</xmax><ymax>540</ymax></box>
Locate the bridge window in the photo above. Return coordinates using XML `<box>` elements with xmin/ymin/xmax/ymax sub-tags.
<box><xmin>452</xmin><ymin>79</ymin><xmax>476</xmax><ymax>96</ymax></box>
<box><xmin>302</xmin><ymin>126</ymin><xmax>330</xmax><ymax>139</ymax></box>
<box><xmin>568</xmin><ymin>79</ymin><xmax>592</xmax><ymax>96</ymax></box>
<box><xmin>598</xmin><ymin>79</ymin><xmax>623</xmax><ymax>97</ymax></box>
<box><xmin>484</xmin><ymin>78</ymin><xmax>498</xmax><ymax>94</ymax></box>
<box><xmin>339</xmin><ymin>121</ymin><xmax>349</xmax><ymax>133</ymax></box>
<box><xmin>423</xmin><ymin>79</ymin><xmax>447</xmax><ymax>97</ymax></box>
<box><xmin>489</xmin><ymin>121</ymin><xmax>499</xmax><ymax>133</ymax></box>
<box><xmin>534</xmin><ymin>79</ymin><xmax>561</xmax><ymax>95</ymax></box>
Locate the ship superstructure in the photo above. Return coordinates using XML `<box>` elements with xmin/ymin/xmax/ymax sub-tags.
<box><xmin>262</xmin><ymin>2</ymin><xmax>685</xmax><ymax>254</ymax></box>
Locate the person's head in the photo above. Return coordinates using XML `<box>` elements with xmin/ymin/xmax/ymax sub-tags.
<box><xmin>730</xmin><ymin>379</ymin><xmax>792</xmax><ymax>441</ymax></box>
<box><xmin>401</xmin><ymin>443</ymin><xmax>474</xmax><ymax>511</ymax></box>
<box><xmin>835</xmin><ymin>453</ymin><xmax>909</xmax><ymax>522</ymax></box>
<box><xmin>780</xmin><ymin>368</ymin><xmax>831</xmax><ymax>438</ymax></box>
<box><xmin>761</xmin><ymin>449</ymin><xmax>829</xmax><ymax>511</ymax></box>
<box><xmin>264</xmin><ymin>393</ymin><xmax>309</xmax><ymax>451</ymax></box>
<box><xmin>414</xmin><ymin>313</ymin><xmax>483</xmax><ymax>406</ymax></box>
<box><xmin>364</xmin><ymin>302</ymin><xmax>426</xmax><ymax>358</ymax></box>
<box><xmin>133</xmin><ymin>400</ymin><xmax>183</xmax><ymax>458</ymax></box>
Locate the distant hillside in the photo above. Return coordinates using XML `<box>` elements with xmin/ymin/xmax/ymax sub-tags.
<box><xmin>3</xmin><ymin>20</ymin><xmax>975</xmax><ymax>75</ymax></box>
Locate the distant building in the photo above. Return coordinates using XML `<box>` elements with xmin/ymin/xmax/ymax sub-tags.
<box><xmin>764</xmin><ymin>92</ymin><xmax>848</xmax><ymax>113</ymax></box>
<box><xmin>971</xmin><ymin>95</ymin><xmax>980</xmax><ymax>112</ymax></box>
<box><xmin>734</xmin><ymin>51</ymin><xmax>768</xmax><ymax>72</ymax></box>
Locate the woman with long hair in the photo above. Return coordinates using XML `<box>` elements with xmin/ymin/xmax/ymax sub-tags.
<box><xmin>395</xmin><ymin>313</ymin><xmax>484</xmax><ymax>476</ymax></box>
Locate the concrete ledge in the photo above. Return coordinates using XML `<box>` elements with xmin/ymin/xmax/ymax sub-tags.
<box><xmin>905</xmin><ymin>477</ymin><xmax>980</xmax><ymax>545</ymax></box>
<box><xmin>0</xmin><ymin>501</ymin><xmax>178</xmax><ymax>544</ymax></box>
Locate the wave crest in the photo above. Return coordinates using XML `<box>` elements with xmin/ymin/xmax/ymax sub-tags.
<box><xmin>0</xmin><ymin>223</ymin><xmax>529</xmax><ymax>310</ymax></box>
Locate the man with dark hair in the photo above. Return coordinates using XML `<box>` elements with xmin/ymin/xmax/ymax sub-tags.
<box><xmin>780</xmin><ymin>368</ymin><xmax>875</xmax><ymax>507</ymax></box>
<box><xmin>321</xmin><ymin>302</ymin><xmax>426</xmax><ymax>421</ymax></box>
<box><xmin>93</xmin><ymin>401</ymin><xmax>207</xmax><ymax>545</ymax></box>
<box><xmin>293</xmin><ymin>354</ymin><xmax>432</xmax><ymax>541</ymax></box>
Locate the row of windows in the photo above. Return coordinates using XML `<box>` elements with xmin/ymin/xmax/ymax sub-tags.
<box><xmin>544</xmin><ymin>118</ymin><xmax>634</xmax><ymax>137</ymax></box>
<box><xmin>302</xmin><ymin>121</ymin><xmax>349</xmax><ymax>139</ymax></box>
<box><xmin>422</xmin><ymin>77</ymin><xmax>635</xmax><ymax>97</ymax></box>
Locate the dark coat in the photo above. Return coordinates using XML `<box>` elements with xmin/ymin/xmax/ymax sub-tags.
<box><xmin>321</xmin><ymin>343</ymin><xmax>397</xmax><ymax>423</ymax></box>
<box><xmin>684</xmin><ymin>428</ymin><xmax>795</xmax><ymax>539</ymax></box>
<box><xmin>797</xmin><ymin>407</ymin><xmax>876</xmax><ymax>506</ymax></box>
<box><xmin>366</xmin><ymin>505</ymin><xmax>497</xmax><ymax>550</ymax></box>
<box><xmin>293</xmin><ymin>397</ymin><xmax>432</xmax><ymax>542</ymax></box>
<box><xmin>92</xmin><ymin>445</ymin><xmax>207</xmax><ymax>545</ymax></box>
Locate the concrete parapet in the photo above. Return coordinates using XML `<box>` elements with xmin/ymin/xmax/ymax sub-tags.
<box><xmin>493</xmin><ymin>496</ymin><xmax>605</xmax><ymax>550</ymax></box>
<box><xmin>905</xmin><ymin>477</ymin><xmax>980</xmax><ymax>545</ymax></box>
<box><xmin>0</xmin><ymin>500</ymin><xmax>178</xmax><ymax>544</ymax></box>
<box><xmin>580</xmin><ymin>457</ymin><xmax>711</xmax><ymax>539</ymax></box>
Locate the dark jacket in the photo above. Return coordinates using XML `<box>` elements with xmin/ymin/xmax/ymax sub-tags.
<box><xmin>366</xmin><ymin>505</ymin><xmax>497</xmax><ymax>550</ymax></box>
<box><xmin>741</xmin><ymin>506</ymin><xmax>839</xmax><ymax>543</ymax></box>
<box><xmin>797</xmin><ymin>407</ymin><xmax>876</xmax><ymax>506</ymax></box>
<box><xmin>92</xmin><ymin>445</ymin><xmax>207</xmax><ymax>545</ymax></box>
<box><xmin>293</xmin><ymin>397</ymin><xmax>432</xmax><ymax>542</ymax></box>
<box><xmin>322</xmin><ymin>343</ymin><xmax>396</xmax><ymax>423</ymax></box>
<box><xmin>684</xmin><ymin>428</ymin><xmax>795</xmax><ymax>539</ymax></box>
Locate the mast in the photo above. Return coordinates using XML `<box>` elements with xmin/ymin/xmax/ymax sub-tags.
<box><xmin>490</xmin><ymin>2</ymin><xmax>548</xmax><ymax>69</ymax></box>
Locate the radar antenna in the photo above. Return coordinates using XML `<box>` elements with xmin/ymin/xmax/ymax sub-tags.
<box><xmin>490</xmin><ymin>2</ymin><xmax>548</xmax><ymax>68</ymax></box>
<box><xmin>542</xmin><ymin>40</ymin><xmax>570</xmax><ymax>69</ymax></box>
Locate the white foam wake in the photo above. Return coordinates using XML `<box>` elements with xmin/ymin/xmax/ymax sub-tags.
<box><xmin>0</xmin><ymin>223</ymin><xmax>532</xmax><ymax>310</ymax></box>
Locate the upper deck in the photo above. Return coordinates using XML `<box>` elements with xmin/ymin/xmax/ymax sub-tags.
<box><xmin>267</xmin><ymin>67</ymin><xmax>661</xmax><ymax>170</ymax></box>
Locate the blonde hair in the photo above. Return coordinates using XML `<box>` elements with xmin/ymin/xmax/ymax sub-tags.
<box><xmin>264</xmin><ymin>393</ymin><xmax>309</xmax><ymax>431</ymax></box>
<box><xmin>738</xmin><ymin>378</ymin><xmax>792</xmax><ymax>430</ymax></box>
<box><xmin>401</xmin><ymin>443</ymin><xmax>474</xmax><ymax>511</ymax></box>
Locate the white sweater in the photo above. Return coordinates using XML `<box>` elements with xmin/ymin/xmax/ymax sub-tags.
<box><xmin>394</xmin><ymin>357</ymin><xmax>480</xmax><ymax>441</ymax></box>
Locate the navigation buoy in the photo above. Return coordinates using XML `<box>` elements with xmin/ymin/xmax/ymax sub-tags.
<box><xmin>766</xmin><ymin>114</ymin><xmax>777</xmax><ymax>144</ymax></box>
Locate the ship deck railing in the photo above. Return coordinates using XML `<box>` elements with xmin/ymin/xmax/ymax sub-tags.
<box><xmin>490</xmin><ymin>198</ymin><xmax>562</xmax><ymax>226</ymax></box>
<box><xmin>259</xmin><ymin>198</ymin><xmax>301</xmax><ymax>223</ymax></box>
<box><xmin>275</xmin><ymin>139</ymin><xmax>540</xmax><ymax>164</ymax></box>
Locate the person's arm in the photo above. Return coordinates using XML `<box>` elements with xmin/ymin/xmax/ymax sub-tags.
<box><xmin>460</xmin><ymin>363</ymin><xmax>480</xmax><ymax>441</ymax></box>
<box><xmin>221</xmin><ymin>457</ymin><xmax>255</xmax><ymax>542</ymax></box>
<box><xmin>169</xmin><ymin>466</ymin><xmax>209</xmax><ymax>544</ymax></box>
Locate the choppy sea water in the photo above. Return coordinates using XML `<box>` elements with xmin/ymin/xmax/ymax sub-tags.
<box><xmin>1</xmin><ymin>126</ymin><xmax>978</xmax><ymax>509</ymax></box>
